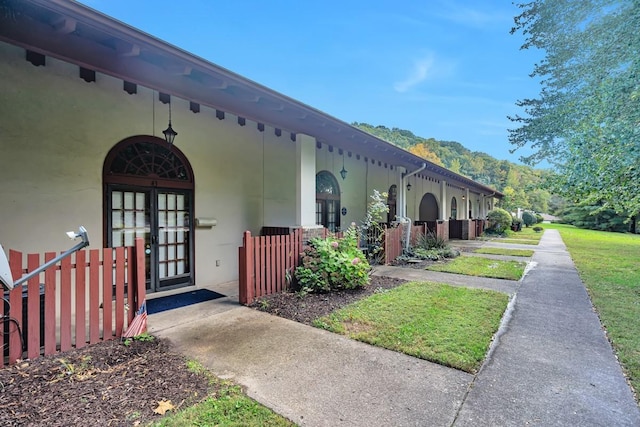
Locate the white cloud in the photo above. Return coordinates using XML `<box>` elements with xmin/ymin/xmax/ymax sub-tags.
<box><xmin>393</xmin><ymin>55</ymin><xmax>436</xmax><ymax>93</ymax></box>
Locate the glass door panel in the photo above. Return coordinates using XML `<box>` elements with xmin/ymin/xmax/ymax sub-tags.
<box><xmin>157</xmin><ymin>191</ymin><xmax>191</xmax><ymax>288</ymax></box>
<box><xmin>110</xmin><ymin>189</ymin><xmax>151</xmax><ymax>289</ymax></box>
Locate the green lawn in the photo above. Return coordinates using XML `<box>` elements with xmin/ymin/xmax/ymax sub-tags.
<box><xmin>314</xmin><ymin>281</ymin><xmax>509</xmax><ymax>373</ymax></box>
<box><xmin>498</xmin><ymin>238</ymin><xmax>539</xmax><ymax>245</ymax></box>
<box><xmin>152</xmin><ymin>361</ymin><xmax>294</xmax><ymax>427</ymax></box>
<box><xmin>546</xmin><ymin>223</ymin><xmax>640</xmax><ymax>397</ymax></box>
<box><xmin>473</xmin><ymin>247</ymin><xmax>535</xmax><ymax>257</ymax></box>
<box><xmin>427</xmin><ymin>256</ymin><xmax>527</xmax><ymax>280</ymax></box>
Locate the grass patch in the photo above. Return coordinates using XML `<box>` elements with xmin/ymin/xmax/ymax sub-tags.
<box><xmin>508</xmin><ymin>228</ymin><xmax>543</xmax><ymax>240</ymax></box>
<box><xmin>314</xmin><ymin>282</ymin><xmax>509</xmax><ymax>373</ymax></box>
<box><xmin>152</xmin><ymin>387</ymin><xmax>294</xmax><ymax>426</ymax></box>
<box><xmin>153</xmin><ymin>360</ymin><xmax>294</xmax><ymax>427</ymax></box>
<box><xmin>426</xmin><ymin>256</ymin><xmax>527</xmax><ymax>280</ymax></box>
<box><xmin>498</xmin><ymin>238</ymin><xmax>539</xmax><ymax>245</ymax></box>
<box><xmin>474</xmin><ymin>247</ymin><xmax>534</xmax><ymax>257</ymax></box>
<box><xmin>546</xmin><ymin>223</ymin><xmax>640</xmax><ymax>398</ymax></box>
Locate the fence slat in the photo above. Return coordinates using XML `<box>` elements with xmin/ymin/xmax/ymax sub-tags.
<box><xmin>59</xmin><ymin>255</ymin><xmax>72</xmax><ymax>352</ymax></box>
<box><xmin>43</xmin><ymin>252</ymin><xmax>56</xmax><ymax>356</ymax></box>
<box><xmin>258</xmin><ymin>236</ymin><xmax>265</xmax><ymax>298</ymax></box>
<box><xmin>126</xmin><ymin>246</ymin><xmax>135</xmax><ymax>325</ymax></box>
<box><xmin>134</xmin><ymin>238</ymin><xmax>146</xmax><ymax>313</ymax></box>
<box><xmin>115</xmin><ymin>247</ymin><xmax>125</xmax><ymax>337</ymax></box>
<box><xmin>89</xmin><ymin>250</ymin><xmax>100</xmax><ymax>344</ymax></box>
<box><xmin>266</xmin><ymin>236</ymin><xmax>273</xmax><ymax>295</ymax></box>
<box><xmin>102</xmin><ymin>248</ymin><xmax>113</xmax><ymax>340</ymax></box>
<box><xmin>27</xmin><ymin>253</ymin><xmax>40</xmax><ymax>359</ymax></box>
<box><xmin>8</xmin><ymin>250</ymin><xmax>22</xmax><ymax>364</ymax></box>
<box><xmin>74</xmin><ymin>250</ymin><xmax>86</xmax><ymax>349</ymax></box>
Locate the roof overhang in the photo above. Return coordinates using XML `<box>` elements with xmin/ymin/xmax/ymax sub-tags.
<box><xmin>0</xmin><ymin>0</ymin><xmax>502</xmax><ymax>197</ymax></box>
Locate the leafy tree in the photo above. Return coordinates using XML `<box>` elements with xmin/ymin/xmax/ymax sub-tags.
<box><xmin>510</xmin><ymin>0</ymin><xmax>640</xmax><ymax>220</ymax></box>
<box><xmin>522</xmin><ymin>211</ymin><xmax>536</xmax><ymax>227</ymax></box>
<box><xmin>557</xmin><ymin>203</ymin><xmax>629</xmax><ymax>233</ymax></box>
<box><xmin>353</xmin><ymin>122</ymin><xmax>554</xmax><ymax>213</ymax></box>
<box><xmin>408</xmin><ymin>143</ymin><xmax>443</xmax><ymax>165</ymax></box>
<box><xmin>449</xmin><ymin>158</ymin><xmax>462</xmax><ymax>174</ymax></box>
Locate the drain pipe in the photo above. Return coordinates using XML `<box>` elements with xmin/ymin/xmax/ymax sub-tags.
<box><xmin>400</xmin><ymin>163</ymin><xmax>426</xmax><ymax>253</ymax></box>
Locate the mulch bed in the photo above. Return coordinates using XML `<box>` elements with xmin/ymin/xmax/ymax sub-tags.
<box><xmin>249</xmin><ymin>275</ymin><xmax>408</xmax><ymax>325</ymax></box>
<box><xmin>0</xmin><ymin>338</ymin><xmax>214</xmax><ymax>427</ymax></box>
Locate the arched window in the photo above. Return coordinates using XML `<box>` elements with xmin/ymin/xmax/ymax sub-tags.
<box><xmin>419</xmin><ymin>193</ymin><xmax>439</xmax><ymax>221</ymax></box>
<box><xmin>316</xmin><ymin>171</ymin><xmax>340</xmax><ymax>232</ymax></box>
<box><xmin>451</xmin><ymin>197</ymin><xmax>458</xmax><ymax>219</ymax></box>
<box><xmin>387</xmin><ymin>185</ymin><xmax>397</xmax><ymax>224</ymax></box>
<box><xmin>103</xmin><ymin>136</ymin><xmax>194</xmax><ymax>292</ymax></box>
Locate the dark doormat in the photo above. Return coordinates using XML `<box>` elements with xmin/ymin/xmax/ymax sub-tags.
<box><xmin>147</xmin><ymin>289</ymin><xmax>226</xmax><ymax>314</ymax></box>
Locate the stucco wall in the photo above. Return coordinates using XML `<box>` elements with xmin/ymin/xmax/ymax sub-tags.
<box><xmin>0</xmin><ymin>41</ymin><xmax>297</xmax><ymax>287</ymax></box>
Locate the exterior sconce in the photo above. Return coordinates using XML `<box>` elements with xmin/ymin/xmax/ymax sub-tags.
<box><xmin>406</xmin><ymin>182</ymin><xmax>412</xmax><ymax>191</ymax></box>
<box><xmin>340</xmin><ymin>153</ymin><xmax>347</xmax><ymax>180</ymax></box>
<box><xmin>163</xmin><ymin>101</ymin><xmax>178</xmax><ymax>144</ymax></box>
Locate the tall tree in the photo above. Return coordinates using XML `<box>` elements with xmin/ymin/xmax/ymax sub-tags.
<box><xmin>408</xmin><ymin>143</ymin><xmax>443</xmax><ymax>165</ymax></box>
<box><xmin>510</xmin><ymin>0</ymin><xmax>639</xmax><ymax>218</ymax></box>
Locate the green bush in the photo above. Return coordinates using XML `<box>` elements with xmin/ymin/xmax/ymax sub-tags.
<box><xmin>295</xmin><ymin>225</ymin><xmax>370</xmax><ymax>293</ymax></box>
<box><xmin>522</xmin><ymin>211</ymin><xmax>536</xmax><ymax>227</ymax></box>
<box><xmin>535</xmin><ymin>213</ymin><xmax>544</xmax><ymax>223</ymax></box>
<box><xmin>487</xmin><ymin>208</ymin><xmax>513</xmax><ymax>233</ymax></box>
<box><xmin>415</xmin><ymin>231</ymin><xmax>447</xmax><ymax>250</ymax></box>
<box><xmin>533</xmin><ymin>226</ymin><xmax>544</xmax><ymax>233</ymax></box>
<box><xmin>511</xmin><ymin>217</ymin><xmax>523</xmax><ymax>232</ymax></box>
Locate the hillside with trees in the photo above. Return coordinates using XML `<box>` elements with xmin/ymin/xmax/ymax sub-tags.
<box><xmin>353</xmin><ymin>122</ymin><xmax>552</xmax><ymax>214</ymax></box>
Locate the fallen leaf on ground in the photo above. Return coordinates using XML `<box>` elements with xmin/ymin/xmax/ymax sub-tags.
<box><xmin>153</xmin><ymin>399</ymin><xmax>175</xmax><ymax>415</ymax></box>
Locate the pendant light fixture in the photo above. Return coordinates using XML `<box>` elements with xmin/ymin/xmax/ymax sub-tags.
<box><xmin>163</xmin><ymin>100</ymin><xmax>178</xmax><ymax>144</ymax></box>
<box><xmin>340</xmin><ymin>152</ymin><xmax>347</xmax><ymax>180</ymax></box>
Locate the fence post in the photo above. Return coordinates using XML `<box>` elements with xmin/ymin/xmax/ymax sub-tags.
<box><xmin>134</xmin><ymin>238</ymin><xmax>146</xmax><ymax>313</ymax></box>
<box><xmin>8</xmin><ymin>250</ymin><xmax>23</xmax><ymax>363</ymax></box>
<box><xmin>239</xmin><ymin>231</ymin><xmax>254</xmax><ymax>305</ymax></box>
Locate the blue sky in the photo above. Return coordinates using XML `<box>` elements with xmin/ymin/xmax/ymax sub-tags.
<box><xmin>80</xmin><ymin>0</ymin><xmax>543</xmax><ymax>164</ymax></box>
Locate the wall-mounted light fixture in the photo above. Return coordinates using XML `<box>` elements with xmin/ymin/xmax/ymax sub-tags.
<box><xmin>163</xmin><ymin>100</ymin><xmax>178</xmax><ymax>144</ymax></box>
<box><xmin>406</xmin><ymin>182</ymin><xmax>412</xmax><ymax>191</ymax></box>
<box><xmin>340</xmin><ymin>152</ymin><xmax>348</xmax><ymax>180</ymax></box>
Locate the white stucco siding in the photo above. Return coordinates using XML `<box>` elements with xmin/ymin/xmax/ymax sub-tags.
<box><xmin>0</xmin><ymin>40</ymin><xmax>299</xmax><ymax>287</ymax></box>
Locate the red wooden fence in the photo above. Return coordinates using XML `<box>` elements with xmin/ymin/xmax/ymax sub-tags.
<box><xmin>239</xmin><ymin>229</ymin><xmax>303</xmax><ymax>304</ymax></box>
<box><xmin>2</xmin><ymin>238</ymin><xmax>145</xmax><ymax>366</ymax></box>
<box><xmin>383</xmin><ymin>226</ymin><xmax>404</xmax><ymax>264</ymax></box>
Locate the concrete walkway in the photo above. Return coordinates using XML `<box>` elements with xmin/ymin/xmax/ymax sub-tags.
<box><xmin>149</xmin><ymin>230</ymin><xmax>640</xmax><ymax>426</ymax></box>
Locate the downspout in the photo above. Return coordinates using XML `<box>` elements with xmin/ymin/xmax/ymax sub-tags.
<box><xmin>400</xmin><ymin>163</ymin><xmax>426</xmax><ymax>253</ymax></box>
<box><xmin>483</xmin><ymin>191</ymin><xmax>496</xmax><ymax>216</ymax></box>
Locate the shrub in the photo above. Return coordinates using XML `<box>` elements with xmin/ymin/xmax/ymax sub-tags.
<box><xmin>295</xmin><ymin>225</ymin><xmax>370</xmax><ymax>293</ymax></box>
<box><xmin>511</xmin><ymin>217</ymin><xmax>523</xmax><ymax>232</ymax></box>
<box><xmin>533</xmin><ymin>226</ymin><xmax>544</xmax><ymax>233</ymax></box>
<box><xmin>360</xmin><ymin>190</ymin><xmax>389</xmax><ymax>264</ymax></box>
<box><xmin>486</xmin><ymin>208</ymin><xmax>513</xmax><ymax>233</ymax></box>
<box><xmin>535</xmin><ymin>213</ymin><xmax>544</xmax><ymax>223</ymax></box>
<box><xmin>415</xmin><ymin>231</ymin><xmax>447</xmax><ymax>250</ymax></box>
<box><xmin>522</xmin><ymin>211</ymin><xmax>536</xmax><ymax>227</ymax></box>
<box><xmin>406</xmin><ymin>231</ymin><xmax>459</xmax><ymax>261</ymax></box>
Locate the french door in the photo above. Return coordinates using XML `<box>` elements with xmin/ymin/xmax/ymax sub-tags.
<box><xmin>108</xmin><ymin>187</ymin><xmax>193</xmax><ymax>292</ymax></box>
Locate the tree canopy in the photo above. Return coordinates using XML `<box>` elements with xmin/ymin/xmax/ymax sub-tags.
<box><xmin>509</xmin><ymin>0</ymin><xmax>639</xmax><ymax>218</ymax></box>
<box><xmin>352</xmin><ymin>122</ymin><xmax>552</xmax><ymax>213</ymax></box>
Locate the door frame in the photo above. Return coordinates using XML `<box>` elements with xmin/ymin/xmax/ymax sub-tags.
<box><xmin>103</xmin><ymin>135</ymin><xmax>195</xmax><ymax>292</ymax></box>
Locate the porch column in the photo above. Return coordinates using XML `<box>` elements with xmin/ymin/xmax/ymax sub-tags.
<box><xmin>440</xmin><ymin>180</ymin><xmax>448</xmax><ymax>219</ymax></box>
<box><xmin>397</xmin><ymin>167</ymin><xmax>406</xmax><ymax>218</ymax></box>
<box><xmin>464</xmin><ymin>188</ymin><xmax>470</xmax><ymax>219</ymax></box>
<box><xmin>479</xmin><ymin>193</ymin><xmax>485</xmax><ymax>218</ymax></box>
<box><xmin>295</xmin><ymin>134</ymin><xmax>316</xmax><ymax>227</ymax></box>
